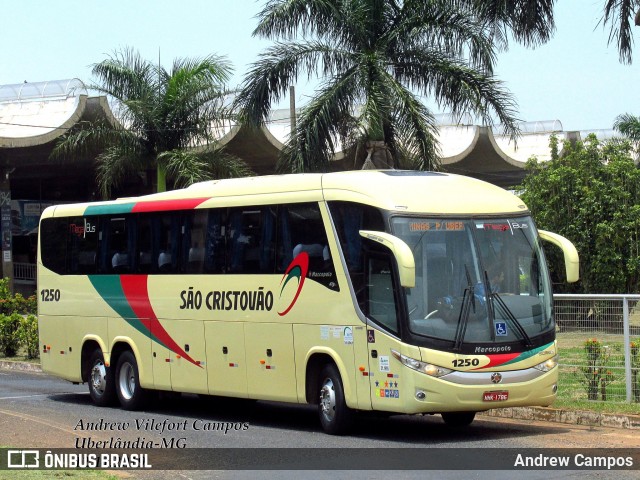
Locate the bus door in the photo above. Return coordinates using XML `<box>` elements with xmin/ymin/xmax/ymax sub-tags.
<box><xmin>362</xmin><ymin>252</ymin><xmax>405</xmax><ymax>412</ymax></box>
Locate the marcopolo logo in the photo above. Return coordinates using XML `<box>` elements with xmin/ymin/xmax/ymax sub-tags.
<box><xmin>7</xmin><ymin>450</ymin><xmax>39</xmax><ymax>468</ymax></box>
<box><xmin>278</xmin><ymin>252</ymin><xmax>309</xmax><ymax>316</ymax></box>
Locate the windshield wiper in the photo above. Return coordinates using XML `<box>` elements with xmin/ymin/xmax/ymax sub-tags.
<box><xmin>453</xmin><ymin>265</ymin><xmax>475</xmax><ymax>351</ymax></box>
<box><xmin>482</xmin><ymin>271</ymin><xmax>496</xmax><ymax>342</ymax></box>
<box><xmin>484</xmin><ymin>271</ymin><xmax>533</xmax><ymax>348</ymax></box>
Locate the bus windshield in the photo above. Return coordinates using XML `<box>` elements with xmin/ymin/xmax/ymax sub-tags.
<box><xmin>391</xmin><ymin>216</ymin><xmax>553</xmax><ymax>349</ymax></box>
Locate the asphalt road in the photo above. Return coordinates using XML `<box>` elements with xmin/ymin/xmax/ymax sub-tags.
<box><xmin>1</xmin><ymin>368</ymin><xmax>639</xmax><ymax>479</ymax></box>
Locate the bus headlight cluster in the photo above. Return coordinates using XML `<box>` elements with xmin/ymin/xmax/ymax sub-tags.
<box><xmin>533</xmin><ymin>355</ymin><xmax>557</xmax><ymax>372</ymax></box>
<box><xmin>391</xmin><ymin>350</ymin><xmax>452</xmax><ymax>378</ymax></box>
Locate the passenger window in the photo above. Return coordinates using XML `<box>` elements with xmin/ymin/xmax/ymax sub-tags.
<box><xmin>157</xmin><ymin>214</ymin><xmax>181</xmax><ymax>274</ymax></box>
<box><xmin>227</xmin><ymin>207</ymin><xmax>276</xmax><ymax>274</ymax></box>
<box><xmin>103</xmin><ymin>217</ymin><xmax>133</xmax><ymax>274</ymax></box>
<box><xmin>67</xmin><ymin>216</ymin><xmax>99</xmax><ymax>275</ymax></box>
<box><xmin>204</xmin><ymin>209</ymin><xmax>226</xmax><ymax>273</ymax></box>
<box><xmin>329</xmin><ymin>201</ymin><xmax>385</xmax><ymax>294</ymax></box>
<box><xmin>184</xmin><ymin>210</ymin><xmax>207</xmax><ymax>273</ymax></box>
<box><xmin>137</xmin><ymin>216</ymin><xmax>154</xmax><ymax>273</ymax></box>
<box><xmin>40</xmin><ymin>218</ymin><xmax>68</xmax><ymax>274</ymax></box>
<box><xmin>279</xmin><ymin>203</ymin><xmax>338</xmax><ymax>291</ymax></box>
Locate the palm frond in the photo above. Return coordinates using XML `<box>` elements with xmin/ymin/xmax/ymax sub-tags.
<box><xmin>254</xmin><ymin>0</ymin><xmax>345</xmax><ymax>40</ymax></box>
<box><xmin>160</xmin><ymin>147</ymin><xmax>252</xmax><ymax>188</ymax></box>
<box><xmin>601</xmin><ymin>0</ymin><xmax>638</xmax><ymax>64</ymax></box>
<box><xmin>51</xmin><ymin>120</ymin><xmax>142</xmax><ymax>161</ymax></box>
<box><xmin>614</xmin><ymin>113</ymin><xmax>640</xmax><ymax>142</ymax></box>
<box><xmin>235</xmin><ymin>41</ymin><xmax>355</xmax><ymax>125</ymax></box>
<box><xmin>95</xmin><ymin>145</ymin><xmax>149</xmax><ymax>199</ymax></box>
<box><xmin>279</xmin><ymin>67</ymin><xmax>361</xmax><ymax>172</ymax></box>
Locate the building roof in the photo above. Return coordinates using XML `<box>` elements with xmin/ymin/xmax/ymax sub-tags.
<box><xmin>0</xmin><ymin>79</ymin><xmax>616</xmax><ymax>190</ymax></box>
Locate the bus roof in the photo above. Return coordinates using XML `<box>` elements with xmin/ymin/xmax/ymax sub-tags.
<box><xmin>42</xmin><ymin>170</ymin><xmax>528</xmax><ymax>218</ymax></box>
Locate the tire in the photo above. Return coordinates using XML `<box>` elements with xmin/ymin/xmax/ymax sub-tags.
<box><xmin>441</xmin><ymin>411</ymin><xmax>476</xmax><ymax>427</ymax></box>
<box><xmin>115</xmin><ymin>350</ymin><xmax>149</xmax><ymax>410</ymax></box>
<box><xmin>318</xmin><ymin>364</ymin><xmax>353</xmax><ymax>435</ymax></box>
<box><xmin>87</xmin><ymin>349</ymin><xmax>116</xmax><ymax>407</ymax></box>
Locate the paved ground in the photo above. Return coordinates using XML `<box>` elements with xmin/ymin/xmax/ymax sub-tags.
<box><xmin>2</xmin><ymin>358</ymin><xmax>639</xmax><ymax>431</ymax></box>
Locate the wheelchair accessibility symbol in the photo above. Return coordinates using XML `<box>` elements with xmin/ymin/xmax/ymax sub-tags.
<box><xmin>495</xmin><ymin>322</ymin><xmax>508</xmax><ymax>336</ymax></box>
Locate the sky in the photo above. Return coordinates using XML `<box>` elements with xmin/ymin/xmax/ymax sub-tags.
<box><xmin>0</xmin><ymin>0</ymin><xmax>637</xmax><ymax>132</ymax></box>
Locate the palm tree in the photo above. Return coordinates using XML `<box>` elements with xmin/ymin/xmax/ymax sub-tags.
<box><xmin>614</xmin><ymin>113</ymin><xmax>640</xmax><ymax>159</ymax></box>
<box><xmin>235</xmin><ymin>0</ymin><xmax>522</xmax><ymax>173</ymax></box>
<box><xmin>52</xmin><ymin>48</ymin><xmax>251</xmax><ymax>198</ymax></box>
<box><xmin>486</xmin><ymin>0</ymin><xmax>639</xmax><ymax>65</ymax></box>
<box><xmin>601</xmin><ymin>0</ymin><xmax>640</xmax><ymax>64</ymax></box>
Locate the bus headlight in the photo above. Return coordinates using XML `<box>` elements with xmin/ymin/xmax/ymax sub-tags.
<box><xmin>391</xmin><ymin>350</ymin><xmax>452</xmax><ymax>378</ymax></box>
<box><xmin>533</xmin><ymin>355</ymin><xmax>557</xmax><ymax>372</ymax></box>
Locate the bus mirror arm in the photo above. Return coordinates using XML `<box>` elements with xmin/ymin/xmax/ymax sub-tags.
<box><xmin>538</xmin><ymin>230</ymin><xmax>580</xmax><ymax>283</ymax></box>
<box><xmin>359</xmin><ymin>230</ymin><xmax>416</xmax><ymax>288</ymax></box>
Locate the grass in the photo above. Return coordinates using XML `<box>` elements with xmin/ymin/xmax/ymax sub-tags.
<box><xmin>554</xmin><ymin>331</ymin><xmax>640</xmax><ymax>414</ymax></box>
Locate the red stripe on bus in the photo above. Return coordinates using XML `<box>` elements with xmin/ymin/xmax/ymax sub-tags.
<box><xmin>119</xmin><ymin>275</ymin><xmax>202</xmax><ymax>368</ymax></box>
<box><xmin>131</xmin><ymin>197</ymin><xmax>209</xmax><ymax>213</ymax></box>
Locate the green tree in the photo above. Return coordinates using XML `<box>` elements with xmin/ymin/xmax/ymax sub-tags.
<box><xmin>236</xmin><ymin>0</ymin><xmax>523</xmax><ymax>173</ymax></box>
<box><xmin>614</xmin><ymin>113</ymin><xmax>640</xmax><ymax>161</ymax></box>
<box><xmin>52</xmin><ymin>48</ymin><xmax>251</xmax><ymax>198</ymax></box>
<box><xmin>520</xmin><ymin>134</ymin><xmax>640</xmax><ymax>293</ymax></box>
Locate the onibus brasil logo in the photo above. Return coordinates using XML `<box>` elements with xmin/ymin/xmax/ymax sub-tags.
<box><xmin>278</xmin><ymin>252</ymin><xmax>309</xmax><ymax>316</ymax></box>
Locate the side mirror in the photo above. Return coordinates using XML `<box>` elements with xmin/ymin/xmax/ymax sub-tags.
<box><xmin>538</xmin><ymin>230</ymin><xmax>580</xmax><ymax>283</ymax></box>
<box><xmin>359</xmin><ymin>230</ymin><xmax>415</xmax><ymax>287</ymax></box>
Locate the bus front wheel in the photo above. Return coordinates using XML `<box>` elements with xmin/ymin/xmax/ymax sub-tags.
<box><xmin>441</xmin><ymin>411</ymin><xmax>476</xmax><ymax>427</ymax></box>
<box><xmin>115</xmin><ymin>351</ymin><xmax>149</xmax><ymax>410</ymax></box>
<box><xmin>88</xmin><ymin>349</ymin><xmax>116</xmax><ymax>407</ymax></box>
<box><xmin>318</xmin><ymin>364</ymin><xmax>353</xmax><ymax>435</ymax></box>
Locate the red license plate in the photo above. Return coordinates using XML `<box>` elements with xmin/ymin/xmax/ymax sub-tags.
<box><xmin>483</xmin><ymin>390</ymin><xmax>509</xmax><ymax>402</ymax></box>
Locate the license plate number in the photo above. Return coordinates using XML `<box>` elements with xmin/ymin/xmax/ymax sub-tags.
<box><xmin>483</xmin><ymin>390</ymin><xmax>509</xmax><ymax>402</ymax></box>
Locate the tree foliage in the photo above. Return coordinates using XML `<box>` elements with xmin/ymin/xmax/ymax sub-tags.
<box><xmin>52</xmin><ymin>48</ymin><xmax>251</xmax><ymax>198</ymax></box>
<box><xmin>236</xmin><ymin>0</ymin><xmax>522</xmax><ymax>173</ymax></box>
<box><xmin>519</xmin><ymin>135</ymin><xmax>640</xmax><ymax>293</ymax></box>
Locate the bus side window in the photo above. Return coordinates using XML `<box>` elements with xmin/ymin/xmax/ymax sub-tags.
<box><xmin>227</xmin><ymin>207</ymin><xmax>276</xmax><ymax>274</ymax></box>
<box><xmin>328</xmin><ymin>201</ymin><xmax>385</xmax><ymax>292</ymax></box>
<box><xmin>40</xmin><ymin>217</ymin><xmax>68</xmax><ymax>275</ymax></box>
<box><xmin>283</xmin><ymin>203</ymin><xmax>331</xmax><ymax>273</ymax></box>
<box><xmin>137</xmin><ymin>216</ymin><xmax>153</xmax><ymax>274</ymax></box>
<box><xmin>279</xmin><ymin>203</ymin><xmax>339</xmax><ymax>291</ymax></box>
<box><xmin>106</xmin><ymin>217</ymin><xmax>133</xmax><ymax>274</ymax></box>
<box><xmin>67</xmin><ymin>216</ymin><xmax>99</xmax><ymax>275</ymax></box>
<box><xmin>184</xmin><ymin>210</ymin><xmax>207</xmax><ymax>274</ymax></box>
<box><xmin>157</xmin><ymin>214</ymin><xmax>181</xmax><ymax>274</ymax></box>
<box><xmin>204</xmin><ymin>209</ymin><xmax>225</xmax><ymax>273</ymax></box>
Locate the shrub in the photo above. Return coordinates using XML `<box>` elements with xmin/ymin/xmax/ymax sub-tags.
<box><xmin>16</xmin><ymin>315</ymin><xmax>39</xmax><ymax>359</ymax></box>
<box><xmin>580</xmin><ymin>338</ymin><xmax>613</xmax><ymax>400</ymax></box>
<box><xmin>0</xmin><ymin>313</ymin><xmax>22</xmax><ymax>357</ymax></box>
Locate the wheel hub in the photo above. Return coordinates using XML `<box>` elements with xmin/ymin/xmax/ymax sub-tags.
<box><xmin>319</xmin><ymin>379</ymin><xmax>336</xmax><ymax>421</ymax></box>
<box><xmin>90</xmin><ymin>362</ymin><xmax>107</xmax><ymax>395</ymax></box>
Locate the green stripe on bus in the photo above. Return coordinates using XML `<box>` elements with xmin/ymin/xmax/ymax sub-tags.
<box><xmin>84</xmin><ymin>203</ymin><xmax>135</xmax><ymax>216</ymax></box>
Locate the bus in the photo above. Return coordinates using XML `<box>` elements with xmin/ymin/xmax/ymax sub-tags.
<box><xmin>37</xmin><ymin>170</ymin><xmax>579</xmax><ymax>434</ymax></box>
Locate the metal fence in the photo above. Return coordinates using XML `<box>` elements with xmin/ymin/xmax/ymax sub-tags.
<box><xmin>554</xmin><ymin>294</ymin><xmax>640</xmax><ymax>404</ymax></box>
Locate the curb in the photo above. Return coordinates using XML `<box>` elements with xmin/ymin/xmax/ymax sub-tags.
<box><xmin>0</xmin><ymin>359</ymin><xmax>43</xmax><ymax>373</ymax></box>
<box><xmin>480</xmin><ymin>406</ymin><xmax>640</xmax><ymax>430</ymax></box>
<box><xmin>2</xmin><ymin>361</ymin><xmax>639</xmax><ymax>430</ymax></box>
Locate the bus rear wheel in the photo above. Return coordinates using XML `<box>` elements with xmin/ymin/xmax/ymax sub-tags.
<box><xmin>88</xmin><ymin>349</ymin><xmax>116</xmax><ymax>407</ymax></box>
<box><xmin>115</xmin><ymin>351</ymin><xmax>149</xmax><ymax>410</ymax></box>
<box><xmin>318</xmin><ymin>364</ymin><xmax>353</xmax><ymax>435</ymax></box>
<box><xmin>441</xmin><ymin>411</ymin><xmax>476</xmax><ymax>427</ymax></box>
